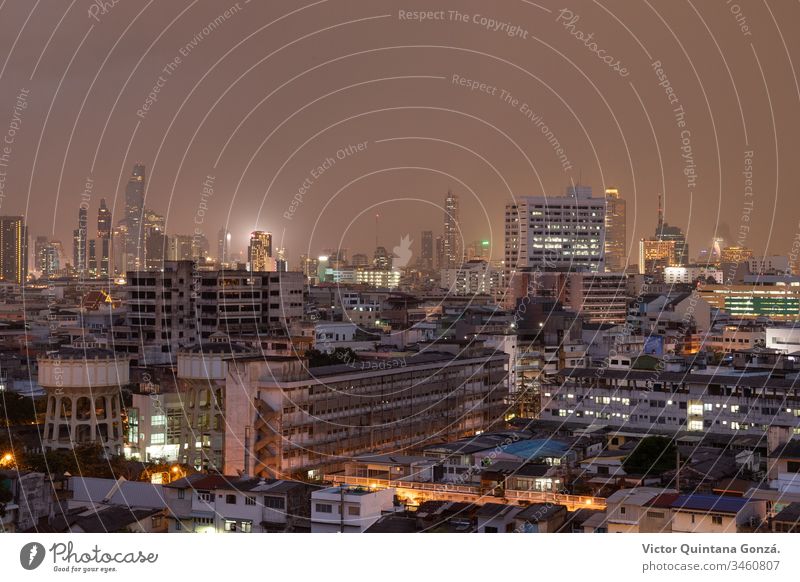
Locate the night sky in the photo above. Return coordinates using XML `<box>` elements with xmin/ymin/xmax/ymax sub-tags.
<box><xmin>0</xmin><ymin>0</ymin><xmax>797</xmax><ymax>266</ymax></box>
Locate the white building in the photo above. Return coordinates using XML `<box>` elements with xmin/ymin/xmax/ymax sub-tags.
<box><xmin>440</xmin><ymin>260</ymin><xmax>500</xmax><ymax>295</ymax></box>
<box><xmin>748</xmin><ymin>255</ymin><xmax>790</xmax><ymax>275</ymax></box>
<box><xmin>164</xmin><ymin>474</ymin><xmax>317</xmax><ymax>533</ymax></box>
<box><xmin>766</xmin><ymin>326</ymin><xmax>800</xmax><ymax>353</ymax></box>
<box><xmin>664</xmin><ymin>266</ymin><xmax>723</xmax><ymax>284</ymax></box>
<box><xmin>311</xmin><ymin>485</ymin><xmax>396</xmax><ymax>533</ymax></box>
<box><xmin>504</xmin><ymin>187</ymin><xmax>605</xmax><ymax>282</ymax></box>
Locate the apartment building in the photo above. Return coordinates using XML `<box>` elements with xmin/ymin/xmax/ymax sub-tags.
<box><xmin>131</xmin><ymin>338</ymin><xmax>508</xmax><ymax>478</ymax></box>
<box><xmin>125</xmin><ymin>261</ymin><xmax>304</xmax><ymax>364</ymax></box>
<box><xmin>164</xmin><ymin>474</ymin><xmax>318</xmax><ymax>533</ymax></box>
<box><xmin>541</xmin><ymin>356</ymin><xmax>800</xmax><ymax>436</ymax></box>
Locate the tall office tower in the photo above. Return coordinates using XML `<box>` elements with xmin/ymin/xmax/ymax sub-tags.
<box><xmin>87</xmin><ymin>240</ymin><xmax>98</xmax><ymax>277</ymax></box>
<box><xmin>142</xmin><ymin>209</ymin><xmax>166</xmax><ymax>270</ymax></box>
<box><xmin>192</xmin><ymin>233</ymin><xmax>209</xmax><ymax>261</ymax></box>
<box><xmin>435</xmin><ymin>235</ymin><xmax>444</xmax><ymax>270</ymax></box>
<box><xmin>276</xmin><ymin>247</ymin><xmax>287</xmax><ymax>272</ymax></box>
<box><xmin>0</xmin><ymin>216</ymin><xmax>28</xmax><ymax>284</ymax></box>
<box><xmin>443</xmin><ymin>190</ymin><xmax>460</xmax><ymax>269</ymax></box>
<box><xmin>248</xmin><ymin>231</ymin><xmax>273</xmax><ymax>272</ymax></box>
<box><xmin>34</xmin><ymin>236</ymin><xmax>49</xmax><ymax>274</ymax></box>
<box><xmin>97</xmin><ymin>198</ymin><xmax>111</xmax><ymax>277</ymax></box>
<box><xmin>654</xmin><ymin>192</ymin><xmax>689</xmax><ymax>266</ymax></box>
<box><xmin>217</xmin><ymin>227</ymin><xmax>231</xmax><ymax>264</ymax></box>
<box><xmin>167</xmin><ymin>234</ymin><xmax>194</xmax><ymax>260</ymax></box>
<box><xmin>299</xmin><ymin>254</ymin><xmax>319</xmax><ymax>280</ymax></box>
<box><xmin>40</xmin><ymin>242</ymin><xmax>61</xmax><ymax>278</ymax></box>
<box><xmin>604</xmin><ymin>187</ymin><xmax>627</xmax><ymax>272</ymax></box>
<box><xmin>420</xmin><ymin>230</ymin><xmax>433</xmax><ymax>270</ymax></box>
<box><xmin>73</xmin><ymin>206</ymin><xmax>88</xmax><ymax>274</ymax></box>
<box><xmin>124</xmin><ymin>163</ymin><xmax>146</xmax><ymax>270</ymax></box>
<box><xmin>111</xmin><ymin>224</ymin><xmax>127</xmax><ymax>276</ymax></box>
<box><xmin>503</xmin><ymin>187</ymin><xmax>605</xmax><ymax>283</ymax></box>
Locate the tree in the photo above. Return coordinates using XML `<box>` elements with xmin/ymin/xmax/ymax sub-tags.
<box><xmin>622</xmin><ymin>436</ymin><xmax>677</xmax><ymax>476</ymax></box>
<box><xmin>306</xmin><ymin>348</ymin><xmax>358</xmax><ymax>368</ymax></box>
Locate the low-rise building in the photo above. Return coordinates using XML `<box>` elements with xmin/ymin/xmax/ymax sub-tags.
<box><xmin>670</xmin><ymin>493</ymin><xmax>765</xmax><ymax>533</ymax></box>
<box><xmin>164</xmin><ymin>474</ymin><xmax>318</xmax><ymax>533</ymax></box>
<box><xmin>311</xmin><ymin>485</ymin><xmax>396</xmax><ymax>533</ymax></box>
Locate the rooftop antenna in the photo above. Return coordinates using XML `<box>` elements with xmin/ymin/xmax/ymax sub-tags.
<box><xmin>657</xmin><ymin>192</ymin><xmax>664</xmax><ymax>235</ymax></box>
<box><xmin>375</xmin><ymin>213</ymin><xmax>380</xmax><ymax>248</ymax></box>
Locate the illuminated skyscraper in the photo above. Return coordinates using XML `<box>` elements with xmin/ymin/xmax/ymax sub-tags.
<box><xmin>217</xmin><ymin>227</ymin><xmax>231</xmax><ymax>264</ymax></box>
<box><xmin>0</xmin><ymin>216</ymin><xmax>28</xmax><ymax>284</ymax></box>
<box><xmin>73</xmin><ymin>206</ymin><xmax>88</xmax><ymax>274</ymax></box>
<box><xmin>443</xmin><ymin>190</ymin><xmax>460</xmax><ymax>269</ymax></box>
<box><xmin>248</xmin><ymin>231</ymin><xmax>274</xmax><ymax>272</ymax></box>
<box><xmin>604</xmin><ymin>187</ymin><xmax>627</xmax><ymax>272</ymax></box>
<box><xmin>97</xmin><ymin>198</ymin><xmax>111</xmax><ymax>277</ymax></box>
<box><xmin>420</xmin><ymin>230</ymin><xmax>433</xmax><ymax>270</ymax></box>
<box><xmin>503</xmin><ymin>186</ymin><xmax>605</xmax><ymax>283</ymax></box>
<box><xmin>639</xmin><ymin>238</ymin><xmax>677</xmax><ymax>275</ymax></box>
<box><xmin>124</xmin><ymin>163</ymin><xmax>146</xmax><ymax>270</ymax></box>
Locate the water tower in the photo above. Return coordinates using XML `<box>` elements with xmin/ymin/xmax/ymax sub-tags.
<box><xmin>39</xmin><ymin>344</ymin><xmax>129</xmax><ymax>455</ymax></box>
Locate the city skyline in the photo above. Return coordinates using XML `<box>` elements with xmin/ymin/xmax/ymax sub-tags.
<box><xmin>0</xmin><ymin>1</ymin><xmax>796</xmax><ymax>263</ymax></box>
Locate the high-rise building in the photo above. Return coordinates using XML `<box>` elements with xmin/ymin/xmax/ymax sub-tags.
<box><xmin>604</xmin><ymin>187</ymin><xmax>627</xmax><ymax>272</ymax></box>
<box><xmin>167</xmin><ymin>234</ymin><xmax>195</xmax><ymax>261</ymax></box>
<box><xmin>504</xmin><ymin>186</ymin><xmax>605</xmax><ymax>283</ymax></box>
<box><xmin>34</xmin><ymin>236</ymin><xmax>50</xmax><ymax>274</ymax></box>
<box><xmin>0</xmin><ymin>216</ymin><xmax>28</xmax><ymax>284</ymax></box>
<box><xmin>655</xmin><ymin>192</ymin><xmax>689</xmax><ymax>266</ymax></box>
<box><xmin>638</xmin><ymin>238</ymin><xmax>677</xmax><ymax>275</ymax></box>
<box><xmin>97</xmin><ymin>198</ymin><xmax>111</xmax><ymax>277</ymax></box>
<box><xmin>35</xmin><ymin>236</ymin><xmax>62</xmax><ymax>278</ymax></box>
<box><xmin>443</xmin><ymin>190</ymin><xmax>460</xmax><ymax>269</ymax></box>
<box><xmin>88</xmin><ymin>240</ymin><xmax>97</xmax><ymax>277</ymax></box>
<box><xmin>276</xmin><ymin>247</ymin><xmax>287</xmax><ymax>272</ymax></box>
<box><xmin>420</xmin><ymin>230</ymin><xmax>433</xmax><ymax>270</ymax></box>
<box><xmin>373</xmin><ymin>246</ymin><xmax>391</xmax><ymax>269</ymax></box>
<box><xmin>248</xmin><ymin>231</ymin><xmax>274</xmax><ymax>272</ymax></box>
<box><xmin>124</xmin><ymin>163</ymin><xmax>146</xmax><ymax>271</ymax></box>
<box><xmin>72</xmin><ymin>207</ymin><xmax>88</xmax><ymax>275</ymax></box>
<box><xmin>435</xmin><ymin>235</ymin><xmax>444</xmax><ymax>271</ymax></box>
<box><xmin>141</xmin><ymin>208</ymin><xmax>166</xmax><ymax>270</ymax></box>
<box><xmin>217</xmin><ymin>227</ymin><xmax>231</xmax><ymax>264</ymax></box>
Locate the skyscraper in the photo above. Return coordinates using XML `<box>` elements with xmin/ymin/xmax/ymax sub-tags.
<box><xmin>604</xmin><ymin>187</ymin><xmax>627</xmax><ymax>272</ymax></box>
<box><xmin>217</xmin><ymin>227</ymin><xmax>231</xmax><ymax>264</ymax></box>
<box><xmin>443</xmin><ymin>190</ymin><xmax>460</xmax><ymax>269</ymax></box>
<box><xmin>248</xmin><ymin>231</ymin><xmax>274</xmax><ymax>271</ymax></box>
<box><xmin>142</xmin><ymin>208</ymin><xmax>166</xmax><ymax>270</ymax></box>
<box><xmin>658</xmin><ymin>192</ymin><xmax>688</xmax><ymax>265</ymax></box>
<box><xmin>504</xmin><ymin>186</ymin><xmax>605</xmax><ymax>283</ymax></box>
<box><xmin>73</xmin><ymin>206</ymin><xmax>88</xmax><ymax>274</ymax></box>
<box><xmin>97</xmin><ymin>198</ymin><xmax>111</xmax><ymax>277</ymax></box>
<box><xmin>0</xmin><ymin>216</ymin><xmax>28</xmax><ymax>284</ymax></box>
<box><xmin>124</xmin><ymin>163</ymin><xmax>146</xmax><ymax>270</ymax></box>
<box><xmin>420</xmin><ymin>230</ymin><xmax>433</xmax><ymax>270</ymax></box>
